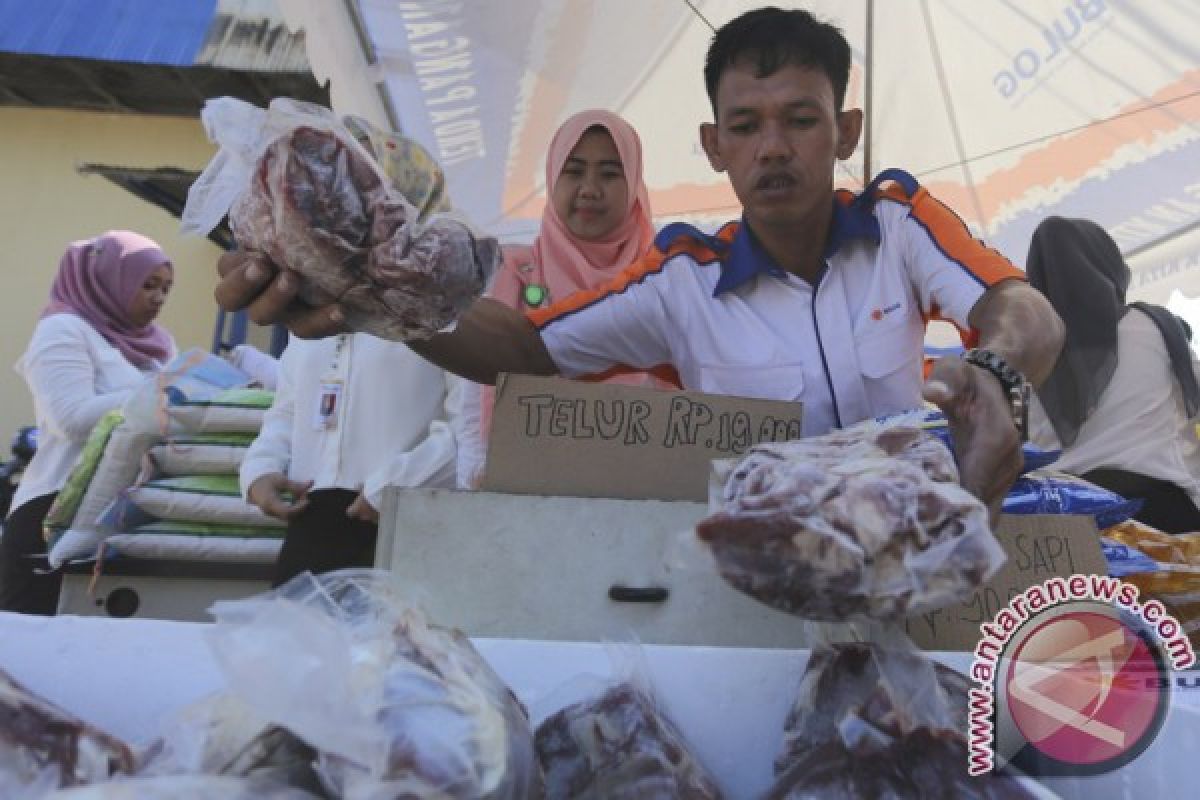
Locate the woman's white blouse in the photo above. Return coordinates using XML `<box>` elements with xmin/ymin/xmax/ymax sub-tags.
<box><xmin>1029</xmin><ymin>310</ymin><xmax>1200</xmax><ymax>508</ymax></box>
<box><xmin>11</xmin><ymin>313</ymin><xmax>173</xmax><ymax>513</ymax></box>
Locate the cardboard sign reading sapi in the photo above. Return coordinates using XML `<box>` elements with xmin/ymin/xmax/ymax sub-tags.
<box><xmin>482</xmin><ymin>374</ymin><xmax>803</xmax><ymax>502</ymax></box>
<box><xmin>905</xmin><ymin>514</ymin><xmax>1107</xmax><ymax>651</ymax></box>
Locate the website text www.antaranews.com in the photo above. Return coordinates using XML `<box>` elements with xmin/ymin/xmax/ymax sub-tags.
<box><xmin>966</xmin><ymin>574</ymin><xmax>1196</xmax><ymax>776</ymax></box>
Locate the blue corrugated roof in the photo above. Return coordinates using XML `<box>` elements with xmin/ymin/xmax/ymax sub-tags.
<box><xmin>0</xmin><ymin>0</ymin><xmax>217</xmax><ymax>65</ymax></box>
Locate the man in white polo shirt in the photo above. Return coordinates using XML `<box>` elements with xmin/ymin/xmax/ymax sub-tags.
<box><xmin>214</xmin><ymin>7</ymin><xmax>1064</xmax><ymax>514</ymax></box>
<box><xmin>524</xmin><ymin>165</ymin><xmax>1022</xmax><ymax>441</ymax></box>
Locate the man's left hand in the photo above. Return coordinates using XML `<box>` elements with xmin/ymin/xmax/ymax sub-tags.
<box><xmin>922</xmin><ymin>356</ymin><xmax>1021</xmax><ymax>522</ymax></box>
<box><xmin>346</xmin><ymin>492</ymin><xmax>380</xmax><ymax>524</ymax></box>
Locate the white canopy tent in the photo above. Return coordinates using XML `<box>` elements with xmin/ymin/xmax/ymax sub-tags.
<box><xmin>280</xmin><ymin>0</ymin><xmax>1200</xmax><ymax>311</ymax></box>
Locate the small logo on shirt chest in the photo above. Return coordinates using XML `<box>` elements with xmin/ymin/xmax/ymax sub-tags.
<box><xmin>870</xmin><ymin>301</ymin><xmax>902</xmax><ymax>321</ymax></box>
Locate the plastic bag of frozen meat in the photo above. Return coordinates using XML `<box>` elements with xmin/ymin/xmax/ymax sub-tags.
<box><xmin>182</xmin><ymin>97</ymin><xmax>499</xmax><ymax>342</ymax></box>
<box><xmin>206</xmin><ymin>569</ymin><xmax>543</xmax><ymax>799</ymax></box>
<box><xmin>695</xmin><ymin>420</ymin><xmax>1005</xmax><ymax>621</ymax></box>
<box><xmin>534</xmin><ymin>676</ymin><xmax>723</xmax><ymax>800</ymax></box>
<box><xmin>0</xmin><ymin>668</ymin><xmax>135</xmax><ymax>799</ymax></box>
<box><xmin>134</xmin><ymin>690</ymin><xmax>321</xmax><ymax>792</ymax></box>
<box><xmin>45</xmin><ymin>775</ymin><xmax>323</xmax><ymax>800</ymax></box>
<box><xmin>765</xmin><ymin>642</ymin><xmax>1054</xmax><ymax>799</ymax></box>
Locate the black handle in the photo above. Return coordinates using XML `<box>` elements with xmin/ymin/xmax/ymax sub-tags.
<box><xmin>608</xmin><ymin>586</ymin><xmax>669</xmax><ymax>603</ymax></box>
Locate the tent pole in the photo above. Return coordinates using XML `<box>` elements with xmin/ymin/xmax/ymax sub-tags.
<box><xmin>862</xmin><ymin>0</ymin><xmax>874</xmax><ymax>185</ymax></box>
<box><xmin>341</xmin><ymin>0</ymin><xmax>402</xmax><ymax>132</ymax></box>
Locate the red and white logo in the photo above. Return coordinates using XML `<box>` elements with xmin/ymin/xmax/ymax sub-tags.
<box><xmin>1002</xmin><ymin>606</ymin><xmax>1167</xmax><ymax>772</ymax></box>
<box><xmin>967</xmin><ymin>575</ymin><xmax>1193</xmax><ymax>777</ymax></box>
<box><xmin>870</xmin><ymin>301</ymin><xmax>902</xmax><ymax>321</ymax></box>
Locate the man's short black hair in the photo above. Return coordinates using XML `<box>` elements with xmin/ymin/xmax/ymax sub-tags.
<box><xmin>704</xmin><ymin>6</ymin><xmax>852</xmax><ymax>116</ymax></box>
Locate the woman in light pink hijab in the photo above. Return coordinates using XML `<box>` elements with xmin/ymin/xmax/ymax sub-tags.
<box><xmin>1</xmin><ymin>231</ymin><xmax>176</xmax><ymax>615</ymax></box>
<box><xmin>490</xmin><ymin>109</ymin><xmax>656</xmax><ymax>306</ymax></box>
<box><xmin>457</xmin><ymin>110</ymin><xmax>676</xmax><ymax>487</ymax></box>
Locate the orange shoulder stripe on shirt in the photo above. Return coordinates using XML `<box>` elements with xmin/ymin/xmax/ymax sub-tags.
<box><xmin>921</xmin><ymin>300</ymin><xmax>982</xmax><ymax>348</ymax></box>
<box><xmin>526</xmin><ymin>223</ymin><xmax>735</xmax><ymax>330</ymax></box>
<box><xmin>878</xmin><ymin>183</ymin><xmax>1025</xmax><ymax>288</ymax></box>
<box><xmin>578</xmin><ymin>363</ymin><xmax>683</xmax><ymax>388</ymax></box>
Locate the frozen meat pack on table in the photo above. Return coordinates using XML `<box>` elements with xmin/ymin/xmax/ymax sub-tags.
<box><xmin>535</xmin><ymin>681</ymin><xmax>722</xmax><ymax>799</ymax></box>
<box><xmin>766</xmin><ymin>642</ymin><xmax>1046</xmax><ymax>799</ymax></box>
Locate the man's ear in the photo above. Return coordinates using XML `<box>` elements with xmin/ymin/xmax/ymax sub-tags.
<box><xmin>699</xmin><ymin>122</ymin><xmax>725</xmax><ymax>172</ymax></box>
<box><xmin>836</xmin><ymin>108</ymin><xmax>863</xmax><ymax>161</ymax></box>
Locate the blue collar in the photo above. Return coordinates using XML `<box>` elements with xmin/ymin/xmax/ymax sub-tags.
<box><xmin>825</xmin><ymin>191</ymin><xmax>883</xmax><ymax>257</ymax></box>
<box><xmin>712</xmin><ymin>196</ymin><xmax>881</xmax><ymax>296</ymax></box>
<box><xmin>709</xmin><ymin>169</ymin><xmax>922</xmax><ymax>296</ymax></box>
<box><xmin>711</xmin><ymin>220</ymin><xmax>787</xmax><ymax>296</ymax></box>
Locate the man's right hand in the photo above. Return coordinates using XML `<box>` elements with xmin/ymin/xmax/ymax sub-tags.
<box><xmin>216</xmin><ymin>250</ymin><xmax>347</xmax><ymax>339</ymax></box>
<box><xmin>247</xmin><ymin>472</ymin><xmax>314</xmax><ymax>521</ymax></box>
<box><xmin>217</xmin><ymin>250</ymin><xmax>560</xmax><ymax>386</ymax></box>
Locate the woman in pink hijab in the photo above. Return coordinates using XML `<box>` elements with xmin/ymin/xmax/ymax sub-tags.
<box><xmin>1</xmin><ymin>230</ymin><xmax>176</xmax><ymax>614</ymax></box>
<box><xmin>456</xmin><ymin>110</ymin><xmax>677</xmax><ymax>487</ymax></box>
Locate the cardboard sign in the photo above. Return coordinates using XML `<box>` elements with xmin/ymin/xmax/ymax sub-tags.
<box><xmin>481</xmin><ymin>374</ymin><xmax>803</xmax><ymax>502</ymax></box>
<box><xmin>905</xmin><ymin>514</ymin><xmax>1108</xmax><ymax>651</ymax></box>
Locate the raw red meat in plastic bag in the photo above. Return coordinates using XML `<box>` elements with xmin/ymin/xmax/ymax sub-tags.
<box><xmin>535</xmin><ymin>682</ymin><xmax>722</xmax><ymax>799</ymax></box>
<box><xmin>696</xmin><ymin>422</ymin><xmax>1004</xmax><ymax>621</ymax></box>
<box><xmin>766</xmin><ymin>643</ymin><xmax>1050</xmax><ymax>799</ymax></box>
<box><xmin>231</xmin><ymin>124</ymin><xmax>497</xmax><ymax>341</ymax></box>
<box><xmin>0</xmin><ymin>668</ymin><xmax>134</xmax><ymax>795</ymax></box>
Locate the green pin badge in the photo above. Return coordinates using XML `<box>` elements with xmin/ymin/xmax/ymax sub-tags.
<box><xmin>523</xmin><ymin>283</ymin><xmax>548</xmax><ymax>307</ymax></box>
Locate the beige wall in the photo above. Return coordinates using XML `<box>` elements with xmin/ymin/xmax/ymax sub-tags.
<box><xmin>0</xmin><ymin>106</ymin><xmax>263</xmax><ymax>441</ymax></box>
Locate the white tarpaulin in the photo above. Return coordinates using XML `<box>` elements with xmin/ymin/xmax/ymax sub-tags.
<box><xmin>283</xmin><ymin>0</ymin><xmax>1200</xmax><ymax>302</ymax></box>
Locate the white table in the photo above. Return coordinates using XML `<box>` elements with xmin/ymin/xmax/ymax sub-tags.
<box><xmin>0</xmin><ymin>612</ymin><xmax>1195</xmax><ymax>799</ymax></box>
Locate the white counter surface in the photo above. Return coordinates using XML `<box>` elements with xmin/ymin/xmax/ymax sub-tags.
<box><xmin>0</xmin><ymin>612</ymin><xmax>1195</xmax><ymax>799</ymax></box>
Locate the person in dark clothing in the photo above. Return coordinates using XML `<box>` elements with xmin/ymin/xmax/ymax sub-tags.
<box><xmin>1027</xmin><ymin>216</ymin><xmax>1200</xmax><ymax>533</ymax></box>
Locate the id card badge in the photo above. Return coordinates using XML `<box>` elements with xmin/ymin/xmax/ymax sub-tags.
<box><xmin>313</xmin><ymin>380</ymin><xmax>344</xmax><ymax>431</ymax></box>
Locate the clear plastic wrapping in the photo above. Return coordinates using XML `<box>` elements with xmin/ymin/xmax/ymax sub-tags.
<box><xmin>44</xmin><ymin>775</ymin><xmax>323</xmax><ymax>799</ymax></box>
<box><xmin>697</xmin><ymin>422</ymin><xmax>1004</xmax><ymax>621</ymax></box>
<box><xmin>135</xmin><ymin>691</ymin><xmax>320</xmax><ymax>791</ymax></box>
<box><xmin>206</xmin><ymin>569</ymin><xmax>543</xmax><ymax>799</ymax></box>
<box><xmin>0</xmin><ymin>669</ymin><xmax>134</xmax><ymax>798</ymax></box>
<box><xmin>535</xmin><ymin>681</ymin><xmax>722</xmax><ymax>799</ymax></box>
<box><xmin>183</xmin><ymin>97</ymin><xmax>498</xmax><ymax>342</ymax></box>
<box><xmin>766</xmin><ymin>642</ymin><xmax>1050</xmax><ymax>799</ymax></box>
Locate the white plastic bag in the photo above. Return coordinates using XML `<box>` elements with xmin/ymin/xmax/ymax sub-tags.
<box><xmin>183</xmin><ymin>97</ymin><xmax>498</xmax><ymax>342</ymax></box>
<box><xmin>182</xmin><ymin>97</ymin><xmax>319</xmax><ymax>238</ymax></box>
<box><xmin>206</xmin><ymin>569</ymin><xmax>543</xmax><ymax>799</ymax></box>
